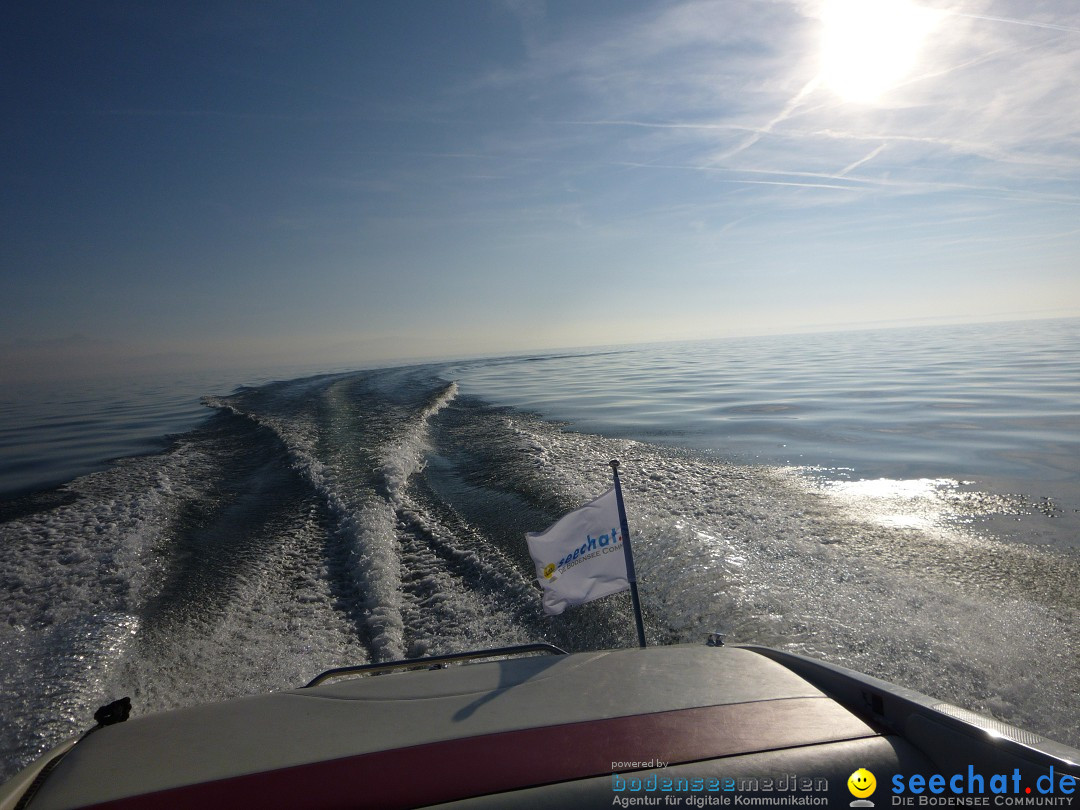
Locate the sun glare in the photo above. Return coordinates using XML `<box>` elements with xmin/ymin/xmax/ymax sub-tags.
<box><xmin>820</xmin><ymin>0</ymin><xmax>941</xmax><ymax>103</ymax></box>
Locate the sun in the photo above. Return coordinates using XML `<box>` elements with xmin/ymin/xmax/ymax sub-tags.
<box><xmin>820</xmin><ymin>0</ymin><xmax>942</xmax><ymax>103</ymax></box>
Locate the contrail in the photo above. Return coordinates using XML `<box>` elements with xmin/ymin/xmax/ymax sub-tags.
<box><xmin>712</xmin><ymin>77</ymin><xmax>823</xmax><ymax>162</ymax></box>
<box><xmin>950</xmin><ymin>11</ymin><xmax>1080</xmax><ymax>36</ymax></box>
<box><xmin>838</xmin><ymin>144</ymin><xmax>887</xmax><ymax>177</ymax></box>
<box><xmin>558</xmin><ymin>119</ymin><xmax>755</xmax><ymax>132</ymax></box>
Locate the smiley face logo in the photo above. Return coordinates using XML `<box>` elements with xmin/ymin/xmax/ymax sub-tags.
<box><xmin>543</xmin><ymin>563</ymin><xmax>556</xmax><ymax>579</ymax></box>
<box><xmin>847</xmin><ymin>768</ymin><xmax>876</xmax><ymax>798</ymax></box>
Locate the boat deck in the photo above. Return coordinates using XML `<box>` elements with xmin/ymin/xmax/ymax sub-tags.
<box><xmin>3</xmin><ymin>644</ymin><xmax>1075</xmax><ymax>808</ymax></box>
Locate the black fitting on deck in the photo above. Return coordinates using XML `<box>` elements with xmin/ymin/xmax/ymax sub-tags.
<box><xmin>93</xmin><ymin>697</ymin><xmax>132</xmax><ymax>728</ymax></box>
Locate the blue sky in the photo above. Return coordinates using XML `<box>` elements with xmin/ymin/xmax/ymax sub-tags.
<box><xmin>3</xmin><ymin>0</ymin><xmax>1079</xmax><ymax>380</ymax></box>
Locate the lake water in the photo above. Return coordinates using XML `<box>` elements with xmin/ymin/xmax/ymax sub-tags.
<box><xmin>1</xmin><ymin>317</ymin><xmax>1078</xmax><ymax>777</ymax></box>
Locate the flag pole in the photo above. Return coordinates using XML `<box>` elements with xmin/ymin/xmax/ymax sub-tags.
<box><xmin>610</xmin><ymin>459</ymin><xmax>647</xmax><ymax>648</ymax></box>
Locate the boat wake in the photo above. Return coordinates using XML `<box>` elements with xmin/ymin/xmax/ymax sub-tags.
<box><xmin>1</xmin><ymin>366</ymin><xmax>1077</xmax><ymax>779</ymax></box>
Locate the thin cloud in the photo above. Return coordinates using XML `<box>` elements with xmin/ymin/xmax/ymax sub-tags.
<box><xmin>557</xmin><ymin>119</ymin><xmax>758</xmax><ymax>133</ymax></box>
<box><xmin>837</xmin><ymin>144</ymin><xmax>888</xmax><ymax>177</ymax></box>
<box><xmin>948</xmin><ymin>10</ymin><xmax>1080</xmax><ymax>36</ymax></box>
<box><xmin>488</xmin><ymin>0</ymin><xmax>1080</xmax><ymax>209</ymax></box>
<box><xmin>711</xmin><ymin>77</ymin><xmax>822</xmax><ymax>163</ymax></box>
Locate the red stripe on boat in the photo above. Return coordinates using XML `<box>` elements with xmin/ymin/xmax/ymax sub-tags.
<box><xmin>82</xmin><ymin>696</ymin><xmax>877</xmax><ymax>809</ymax></box>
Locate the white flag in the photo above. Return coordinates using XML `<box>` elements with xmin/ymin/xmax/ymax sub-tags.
<box><xmin>525</xmin><ymin>487</ymin><xmax>629</xmax><ymax>615</ymax></box>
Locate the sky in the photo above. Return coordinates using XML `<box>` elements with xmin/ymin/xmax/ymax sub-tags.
<box><xmin>2</xmin><ymin>0</ymin><xmax>1079</xmax><ymax>381</ymax></box>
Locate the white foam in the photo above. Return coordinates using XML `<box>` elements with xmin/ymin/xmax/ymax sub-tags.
<box><xmin>101</xmin><ymin>507</ymin><xmax>371</xmax><ymax>716</ymax></box>
<box><xmin>0</xmin><ymin>440</ymin><xmax>214</xmax><ymax>772</ymax></box>
<box><xmin>206</xmin><ymin>379</ymin><xmax>462</xmax><ymax>663</ymax></box>
<box><xmin>380</xmin><ymin>382</ymin><xmax>458</xmax><ymax>505</ymax></box>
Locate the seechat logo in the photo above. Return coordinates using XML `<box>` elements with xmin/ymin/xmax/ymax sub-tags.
<box><xmin>556</xmin><ymin>528</ymin><xmax>622</xmax><ymax>569</ymax></box>
<box><xmin>890</xmin><ymin>765</ymin><xmax>1077</xmax><ymax>800</ymax></box>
